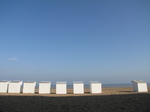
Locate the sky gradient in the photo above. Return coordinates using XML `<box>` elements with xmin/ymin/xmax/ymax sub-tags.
<box><xmin>0</xmin><ymin>0</ymin><xmax>150</xmax><ymax>84</ymax></box>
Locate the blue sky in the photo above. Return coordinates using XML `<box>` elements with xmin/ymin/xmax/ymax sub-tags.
<box><xmin>0</xmin><ymin>0</ymin><xmax>150</xmax><ymax>84</ymax></box>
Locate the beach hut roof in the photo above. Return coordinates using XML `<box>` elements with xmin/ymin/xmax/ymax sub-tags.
<box><xmin>40</xmin><ymin>81</ymin><xmax>51</xmax><ymax>83</ymax></box>
<box><xmin>24</xmin><ymin>81</ymin><xmax>36</xmax><ymax>83</ymax></box>
<box><xmin>0</xmin><ymin>80</ymin><xmax>11</xmax><ymax>83</ymax></box>
<box><xmin>132</xmin><ymin>80</ymin><xmax>146</xmax><ymax>83</ymax></box>
<box><xmin>10</xmin><ymin>81</ymin><xmax>21</xmax><ymax>83</ymax></box>
<box><xmin>90</xmin><ymin>81</ymin><xmax>101</xmax><ymax>83</ymax></box>
<box><xmin>56</xmin><ymin>81</ymin><xmax>66</xmax><ymax>84</ymax></box>
<box><xmin>73</xmin><ymin>81</ymin><xmax>83</xmax><ymax>84</ymax></box>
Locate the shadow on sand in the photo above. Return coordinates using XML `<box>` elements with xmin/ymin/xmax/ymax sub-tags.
<box><xmin>0</xmin><ymin>93</ymin><xmax>150</xmax><ymax>112</ymax></box>
<box><xmin>118</xmin><ymin>91</ymin><xmax>133</xmax><ymax>92</ymax></box>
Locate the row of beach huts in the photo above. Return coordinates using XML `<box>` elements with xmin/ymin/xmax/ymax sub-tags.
<box><xmin>0</xmin><ymin>80</ymin><xmax>148</xmax><ymax>94</ymax></box>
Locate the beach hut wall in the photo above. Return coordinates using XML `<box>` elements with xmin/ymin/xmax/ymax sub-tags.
<box><xmin>0</xmin><ymin>81</ymin><xmax>10</xmax><ymax>93</ymax></box>
<box><xmin>73</xmin><ymin>81</ymin><xmax>84</xmax><ymax>94</ymax></box>
<box><xmin>39</xmin><ymin>81</ymin><xmax>51</xmax><ymax>94</ymax></box>
<box><xmin>23</xmin><ymin>81</ymin><xmax>36</xmax><ymax>93</ymax></box>
<box><xmin>8</xmin><ymin>81</ymin><xmax>23</xmax><ymax>93</ymax></box>
<box><xmin>132</xmin><ymin>80</ymin><xmax>148</xmax><ymax>92</ymax></box>
<box><xmin>56</xmin><ymin>82</ymin><xmax>67</xmax><ymax>94</ymax></box>
<box><xmin>90</xmin><ymin>81</ymin><xmax>102</xmax><ymax>93</ymax></box>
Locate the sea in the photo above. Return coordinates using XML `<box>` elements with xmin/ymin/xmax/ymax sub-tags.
<box><xmin>35</xmin><ymin>83</ymin><xmax>150</xmax><ymax>89</ymax></box>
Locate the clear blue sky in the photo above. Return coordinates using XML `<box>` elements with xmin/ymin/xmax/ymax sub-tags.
<box><xmin>0</xmin><ymin>0</ymin><xmax>150</xmax><ymax>84</ymax></box>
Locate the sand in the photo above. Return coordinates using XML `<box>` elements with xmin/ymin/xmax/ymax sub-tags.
<box><xmin>0</xmin><ymin>87</ymin><xmax>150</xmax><ymax>112</ymax></box>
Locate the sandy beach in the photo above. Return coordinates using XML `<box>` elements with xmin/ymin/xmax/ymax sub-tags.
<box><xmin>0</xmin><ymin>87</ymin><xmax>150</xmax><ymax>112</ymax></box>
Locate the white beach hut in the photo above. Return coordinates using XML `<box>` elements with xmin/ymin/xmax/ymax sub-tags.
<box><xmin>56</xmin><ymin>82</ymin><xmax>67</xmax><ymax>94</ymax></box>
<box><xmin>0</xmin><ymin>81</ymin><xmax>10</xmax><ymax>93</ymax></box>
<box><xmin>8</xmin><ymin>81</ymin><xmax>23</xmax><ymax>93</ymax></box>
<box><xmin>23</xmin><ymin>81</ymin><xmax>36</xmax><ymax>93</ymax></box>
<box><xmin>39</xmin><ymin>81</ymin><xmax>51</xmax><ymax>94</ymax></box>
<box><xmin>90</xmin><ymin>81</ymin><xmax>102</xmax><ymax>93</ymax></box>
<box><xmin>132</xmin><ymin>80</ymin><xmax>148</xmax><ymax>92</ymax></box>
<box><xmin>73</xmin><ymin>81</ymin><xmax>84</xmax><ymax>94</ymax></box>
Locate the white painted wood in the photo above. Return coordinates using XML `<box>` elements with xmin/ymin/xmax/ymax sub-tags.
<box><xmin>23</xmin><ymin>81</ymin><xmax>36</xmax><ymax>93</ymax></box>
<box><xmin>73</xmin><ymin>81</ymin><xmax>84</xmax><ymax>94</ymax></box>
<box><xmin>0</xmin><ymin>81</ymin><xmax>10</xmax><ymax>93</ymax></box>
<box><xmin>8</xmin><ymin>81</ymin><xmax>23</xmax><ymax>93</ymax></box>
<box><xmin>90</xmin><ymin>81</ymin><xmax>102</xmax><ymax>93</ymax></box>
<box><xmin>56</xmin><ymin>82</ymin><xmax>67</xmax><ymax>94</ymax></box>
<box><xmin>39</xmin><ymin>81</ymin><xmax>51</xmax><ymax>94</ymax></box>
<box><xmin>132</xmin><ymin>80</ymin><xmax>148</xmax><ymax>92</ymax></box>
